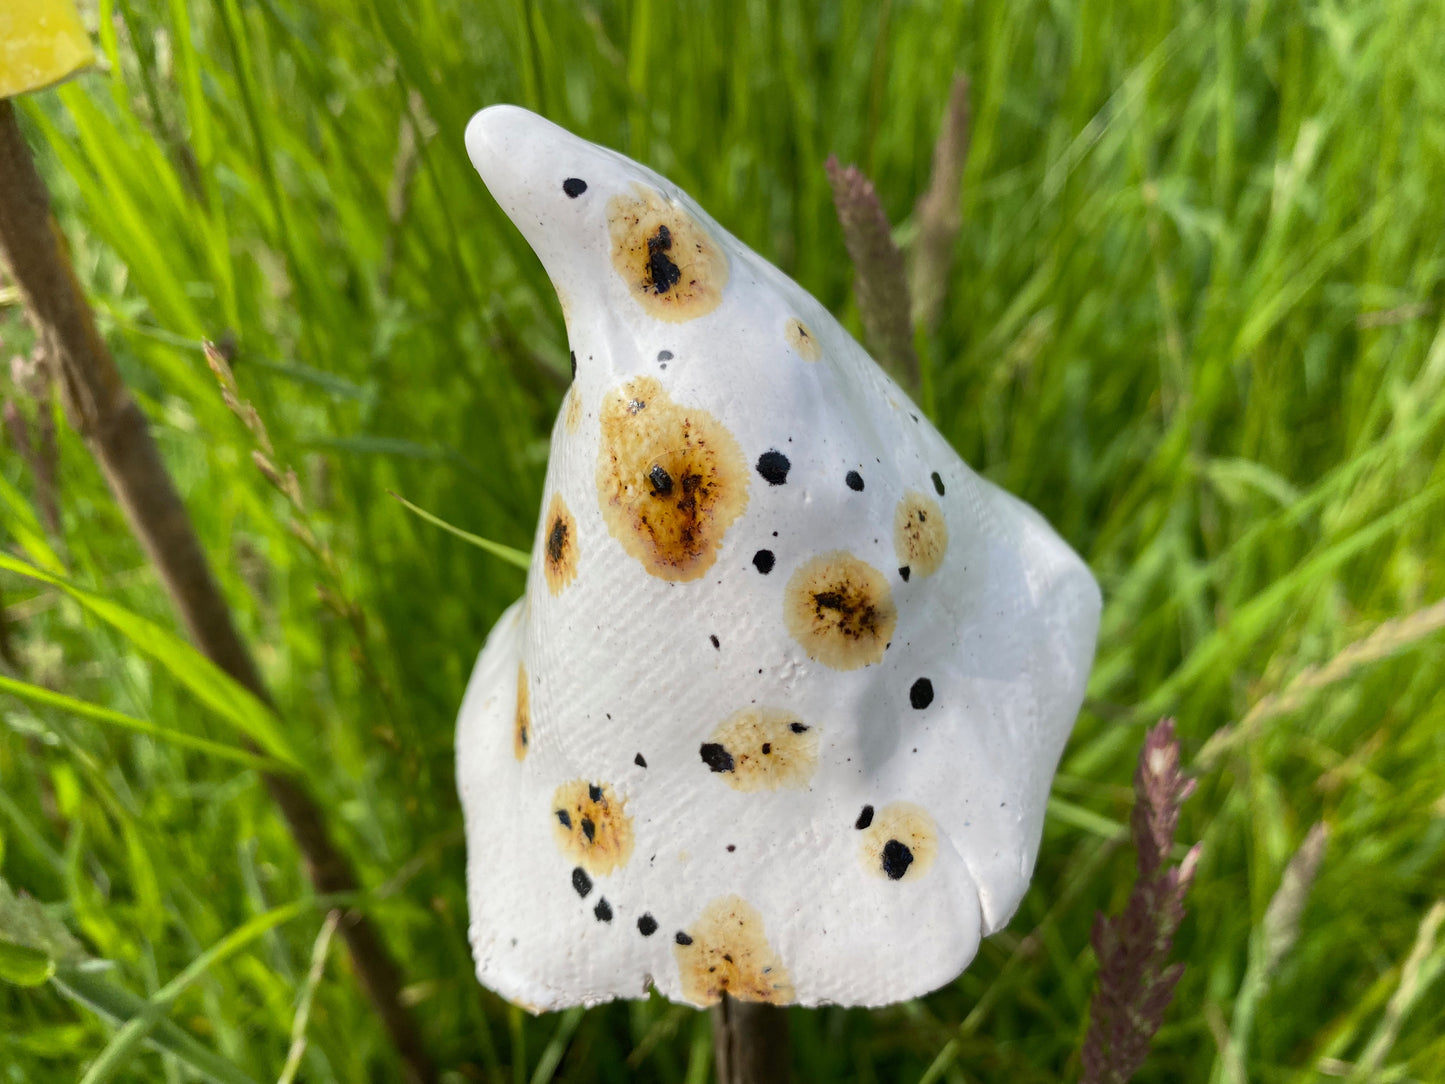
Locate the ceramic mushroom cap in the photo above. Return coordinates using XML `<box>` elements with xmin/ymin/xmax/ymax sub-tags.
<box><xmin>455</xmin><ymin>104</ymin><xmax>1101</xmax><ymax>1011</ymax></box>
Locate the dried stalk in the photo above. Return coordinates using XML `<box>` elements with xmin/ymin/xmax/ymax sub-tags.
<box><xmin>909</xmin><ymin>73</ymin><xmax>971</xmax><ymax>335</ymax></box>
<box><xmin>1199</xmin><ymin>595</ymin><xmax>1445</xmax><ymax>768</ymax></box>
<box><xmin>825</xmin><ymin>156</ymin><xmax>922</xmax><ymax>396</ymax></box>
<box><xmin>1081</xmin><ymin>718</ymin><xmax>1200</xmax><ymax>1084</ymax></box>
<box><xmin>0</xmin><ymin>99</ymin><xmax>436</xmax><ymax>1084</ymax></box>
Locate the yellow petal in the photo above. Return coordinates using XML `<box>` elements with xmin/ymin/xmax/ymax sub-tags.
<box><xmin>0</xmin><ymin>0</ymin><xmax>95</xmax><ymax>99</ymax></box>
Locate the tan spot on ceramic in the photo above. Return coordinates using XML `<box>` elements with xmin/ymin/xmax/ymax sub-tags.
<box><xmin>783</xmin><ymin>551</ymin><xmax>897</xmax><ymax>670</ymax></box>
<box><xmin>607</xmin><ymin>185</ymin><xmax>728</xmax><ymax>322</ymax></box>
<box><xmin>703</xmin><ymin>708</ymin><xmax>819</xmax><ymax>791</ymax></box>
<box><xmin>597</xmin><ymin>376</ymin><xmax>748</xmax><ymax>581</ymax></box>
<box><xmin>859</xmin><ymin>802</ymin><xmax>938</xmax><ymax>882</ymax></box>
<box><xmin>542</xmin><ymin>492</ymin><xmax>579</xmax><ymax>595</ymax></box>
<box><xmin>564</xmin><ymin>384</ymin><xmax>583</xmax><ymax>434</ymax></box>
<box><xmin>551</xmin><ymin>780</ymin><xmax>634</xmax><ymax>876</ymax></box>
<box><xmin>894</xmin><ymin>490</ymin><xmax>948</xmax><ymax>578</ymax></box>
<box><xmin>784</xmin><ymin>317</ymin><xmax>822</xmax><ymax>362</ymax></box>
<box><xmin>674</xmin><ymin>895</ymin><xmax>794</xmax><ymax>1006</ymax></box>
<box><xmin>513</xmin><ymin>664</ymin><xmax>530</xmax><ymax>761</ymax></box>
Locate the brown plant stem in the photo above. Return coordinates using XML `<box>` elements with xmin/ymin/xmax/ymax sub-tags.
<box><xmin>1080</xmin><ymin>718</ymin><xmax>1200</xmax><ymax>1084</ymax></box>
<box><xmin>711</xmin><ymin>997</ymin><xmax>790</xmax><ymax>1084</ymax></box>
<box><xmin>825</xmin><ymin>156</ymin><xmax>922</xmax><ymax>397</ymax></box>
<box><xmin>910</xmin><ymin>73</ymin><xmax>971</xmax><ymax>335</ymax></box>
<box><xmin>0</xmin><ymin>98</ymin><xmax>436</xmax><ymax>1084</ymax></box>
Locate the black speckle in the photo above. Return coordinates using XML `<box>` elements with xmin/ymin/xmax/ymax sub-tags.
<box><xmin>580</xmin><ymin>817</ymin><xmax>596</xmax><ymax>842</ymax></box>
<box><xmin>710</xmin><ymin>634</ymin><xmax>720</xmax><ymax>649</ymax></box>
<box><xmin>726</xmin><ymin>844</ymin><xmax>736</xmax><ymax>852</ymax></box>
<box><xmin>635</xmin><ymin>752</ymin><xmax>647</xmax><ymax>768</ymax></box>
<box><xmin>594</xmin><ymin>898</ymin><xmax>613</xmax><ymax>922</ymax></box>
<box><xmin>658</xmin><ymin>350</ymin><xmax>673</xmax><ymax>362</ymax></box>
<box><xmin>761</xmin><ymin>743</ymin><xmax>772</xmax><ymax>755</ymax></box>
<box><xmin>638</xmin><ymin>914</ymin><xmax>658</xmax><ymax>936</ymax></box>
<box><xmin>587</xmin><ymin>783</ymin><xmax>603</xmax><ymax>802</ymax></box>
<box><xmin>646</xmin><ymin>224</ymin><xmax>682</xmax><ymax>294</ymax></box>
<box><xmin>899</xmin><ymin>566</ymin><xmax>911</xmax><ymax>582</ymax></box>
<box><xmin>910</xmin><ymin>413</ymin><xmax>919</xmax><ymax>423</ymax></box>
<box><xmin>910</xmin><ymin>678</ymin><xmax>934</xmax><ymax>710</ymax></box>
<box><xmin>563</xmin><ymin>177</ymin><xmax>588</xmax><ymax>198</ymax></box>
<box><xmin>555</xmin><ymin>809</ymin><xmax>572</xmax><ymax>829</ymax></box>
<box><xmin>855</xmin><ymin>805</ymin><xmax>874</xmax><ymax>830</ymax></box>
<box><xmin>755</xmin><ymin>450</ymin><xmax>791</xmax><ymax>485</ymax></box>
<box><xmin>648</xmin><ymin>463</ymin><xmax>674</xmax><ymax>496</ymax></box>
<box><xmin>675</xmin><ymin>931</ymin><xmax>693</xmax><ymax>946</ymax></box>
<box><xmin>753</xmin><ymin>549</ymin><xmax>776</xmax><ymax>574</ymax></box>
<box><xmin>572</xmin><ymin>867</ymin><xmax>592</xmax><ymax>897</ymax></box>
<box><xmin>881</xmin><ymin>839</ymin><xmax>914</xmax><ymax>880</ymax></box>
<box><xmin>569</xmin><ymin>350</ymin><xmax>576</xmax><ymax>379</ymax></box>
<box><xmin>700</xmin><ymin>743</ymin><xmax>735</xmax><ymax>773</ymax></box>
<box><xmin>546</xmin><ymin>516</ymin><xmax>568</xmax><ymax>564</ymax></box>
<box><xmin>845</xmin><ymin>470</ymin><xmax>864</xmax><ymax>492</ymax></box>
<box><xmin>788</xmin><ymin>721</ymin><xmax>809</xmax><ymax>734</ymax></box>
<box><xmin>931</xmin><ymin>471</ymin><xmax>945</xmax><ymax>496</ymax></box>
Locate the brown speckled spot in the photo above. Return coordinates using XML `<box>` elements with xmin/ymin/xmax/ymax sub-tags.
<box><xmin>674</xmin><ymin>895</ymin><xmax>794</xmax><ymax>1006</ymax></box>
<box><xmin>513</xmin><ymin>664</ymin><xmax>530</xmax><ymax>761</ymax></box>
<box><xmin>859</xmin><ymin>802</ymin><xmax>938</xmax><ymax>882</ymax></box>
<box><xmin>597</xmin><ymin>376</ymin><xmax>748</xmax><ymax>581</ymax></box>
<box><xmin>564</xmin><ymin>384</ymin><xmax>583</xmax><ymax>434</ymax></box>
<box><xmin>704</xmin><ymin>708</ymin><xmax>819</xmax><ymax>792</ymax></box>
<box><xmin>542</xmin><ymin>492</ymin><xmax>579</xmax><ymax>596</ymax></box>
<box><xmin>894</xmin><ymin>490</ymin><xmax>948</xmax><ymax>578</ymax></box>
<box><xmin>607</xmin><ymin>186</ymin><xmax>728</xmax><ymax>322</ymax></box>
<box><xmin>784</xmin><ymin>551</ymin><xmax>897</xmax><ymax>670</ymax></box>
<box><xmin>784</xmin><ymin>317</ymin><xmax>822</xmax><ymax>362</ymax></box>
<box><xmin>551</xmin><ymin>780</ymin><xmax>634</xmax><ymax>876</ymax></box>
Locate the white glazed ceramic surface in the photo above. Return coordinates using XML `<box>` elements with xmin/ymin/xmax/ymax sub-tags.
<box><xmin>456</xmin><ymin>105</ymin><xmax>1101</xmax><ymax>1010</ymax></box>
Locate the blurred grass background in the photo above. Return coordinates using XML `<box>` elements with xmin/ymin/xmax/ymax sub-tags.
<box><xmin>3</xmin><ymin>0</ymin><xmax>1444</xmax><ymax>1081</ymax></box>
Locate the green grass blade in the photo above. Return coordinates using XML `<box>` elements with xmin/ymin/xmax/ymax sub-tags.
<box><xmin>0</xmin><ymin>554</ymin><xmax>300</xmax><ymax>769</ymax></box>
<box><xmin>72</xmin><ymin>895</ymin><xmax>351</xmax><ymax>1084</ymax></box>
<box><xmin>388</xmin><ymin>491</ymin><xmax>531</xmax><ymax>571</ymax></box>
<box><xmin>0</xmin><ymin>674</ymin><xmax>283</xmax><ymax>772</ymax></box>
<box><xmin>0</xmin><ymin>471</ymin><xmax>66</xmax><ymax>575</ymax></box>
<box><xmin>53</xmin><ymin>966</ymin><xmax>264</xmax><ymax>1084</ymax></box>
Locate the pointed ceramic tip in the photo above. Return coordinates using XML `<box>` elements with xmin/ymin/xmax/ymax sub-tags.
<box><xmin>462</xmin><ymin>103</ymin><xmax>688</xmax><ymax>315</ymax></box>
<box><xmin>464</xmin><ymin>104</ymin><xmax>542</xmax><ymax>185</ymax></box>
<box><xmin>464</xmin><ymin>105</ymin><xmax>588</xmax><ymax>229</ymax></box>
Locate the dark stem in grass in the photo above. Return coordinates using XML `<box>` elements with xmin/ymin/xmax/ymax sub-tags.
<box><xmin>0</xmin><ymin>100</ymin><xmax>437</xmax><ymax>1084</ymax></box>
<box><xmin>1080</xmin><ymin>717</ymin><xmax>1200</xmax><ymax>1084</ymax></box>
<box><xmin>711</xmin><ymin>996</ymin><xmax>790</xmax><ymax>1084</ymax></box>
<box><xmin>825</xmin><ymin>156</ymin><xmax>922</xmax><ymax>398</ymax></box>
